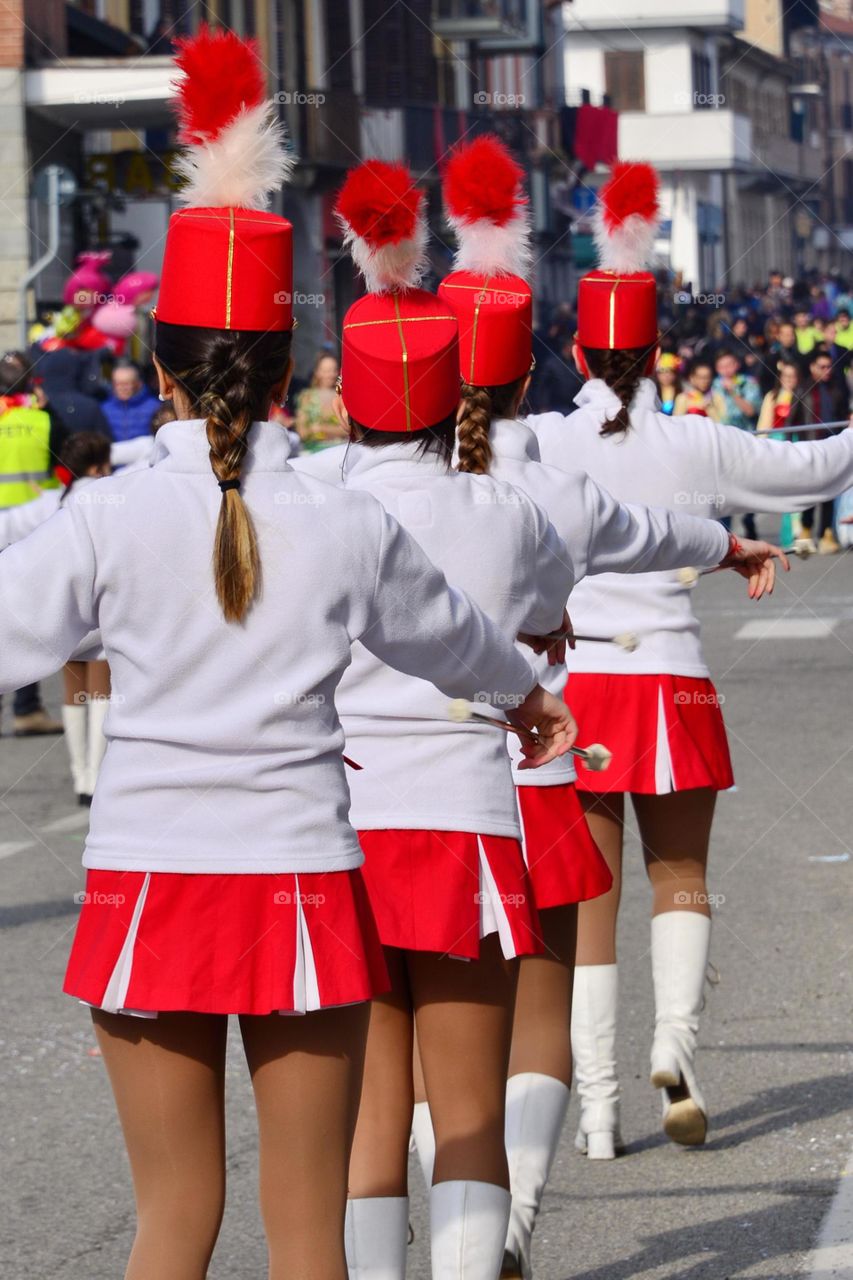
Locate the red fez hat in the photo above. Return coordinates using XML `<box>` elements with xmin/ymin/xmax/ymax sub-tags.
<box><xmin>336</xmin><ymin>160</ymin><xmax>460</xmax><ymax>432</ymax></box>
<box><xmin>438</xmin><ymin>135</ymin><xmax>533</xmax><ymax>386</ymax></box>
<box><xmin>577</xmin><ymin>162</ymin><xmax>660</xmax><ymax>350</ymax></box>
<box><xmin>156</xmin><ymin>26</ymin><xmax>295</xmax><ymax>332</ymax></box>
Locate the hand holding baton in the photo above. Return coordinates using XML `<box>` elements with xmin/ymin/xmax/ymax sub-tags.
<box><xmin>448</xmin><ymin>699</ymin><xmax>612</xmax><ymax>771</ymax></box>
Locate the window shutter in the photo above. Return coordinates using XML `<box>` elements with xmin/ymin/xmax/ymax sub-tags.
<box><xmin>604</xmin><ymin>51</ymin><xmax>645</xmax><ymax>113</ymax></box>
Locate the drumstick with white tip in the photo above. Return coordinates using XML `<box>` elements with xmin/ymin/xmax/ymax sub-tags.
<box><xmin>538</xmin><ymin>629</ymin><xmax>640</xmax><ymax>653</ymax></box>
<box><xmin>448</xmin><ymin>700</ymin><xmax>612</xmax><ymax>771</ymax></box>
<box><xmin>679</xmin><ymin>541</ymin><xmax>810</xmax><ymax>587</ymax></box>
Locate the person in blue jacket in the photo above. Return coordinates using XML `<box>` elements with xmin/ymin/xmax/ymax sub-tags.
<box><xmin>101</xmin><ymin>360</ymin><xmax>159</xmax><ymax>443</ymax></box>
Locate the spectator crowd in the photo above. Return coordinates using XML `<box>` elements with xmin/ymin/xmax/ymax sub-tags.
<box><xmin>530</xmin><ymin>268</ymin><xmax>853</xmax><ymax>553</ymax></box>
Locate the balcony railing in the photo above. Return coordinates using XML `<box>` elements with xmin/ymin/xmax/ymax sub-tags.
<box><xmin>567</xmin><ymin>0</ymin><xmax>745</xmax><ymax>30</ymax></box>
<box><xmin>619</xmin><ymin>109</ymin><xmax>752</xmax><ymax>169</ymax></box>
<box><xmin>433</xmin><ymin>0</ymin><xmax>526</xmax><ymax>39</ymax></box>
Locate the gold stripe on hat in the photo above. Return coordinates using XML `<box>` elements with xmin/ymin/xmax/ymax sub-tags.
<box><xmin>179</xmin><ymin>211</ymin><xmax>278</xmax><ymax>224</ymax></box>
<box><xmin>468</xmin><ymin>276</ymin><xmax>492</xmax><ymax>384</ymax></box>
<box><xmin>441</xmin><ymin>281</ymin><xmax>529</xmax><ymax>302</ymax></box>
<box><xmin>393</xmin><ymin>294</ymin><xmax>412</xmax><ymax>432</ymax></box>
<box><xmin>608</xmin><ymin>279</ymin><xmax>620</xmax><ymax>348</ymax></box>
<box><xmin>343</xmin><ymin>315</ymin><xmax>454</xmax><ymax>328</ymax></box>
<box><xmin>583</xmin><ymin>274</ymin><xmax>649</xmax><ymax>284</ymax></box>
<box><xmin>225</xmin><ymin>209</ymin><xmax>236</xmax><ymax>329</ymax></box>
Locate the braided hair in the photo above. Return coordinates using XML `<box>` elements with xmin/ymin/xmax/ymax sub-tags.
<box><xmin>154</xmin><ymin>320</ymin><xmax>292</xmax><ymax>623</ymax></box>
<box><xmin>579</xmin><ymin>344</ymin><xmax>657</xmax><ymax>437</ymax></box>
<box><xmin>457</xmin><ymin>375</ymin><xmax>528</xmax><ymax>475</ymax></box>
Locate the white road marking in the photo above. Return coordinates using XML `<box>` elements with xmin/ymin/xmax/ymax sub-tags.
<box><xmin>0</xmin><ymin>811</ymin><xmax>88</xmax><ymax>862</ymax></box>
<box><xmin>0</xmin><ymin>841</ymin><xmax>35</xmax><ymax>861</ymax></box>
<box><xmin>40</xmin><ymin>811</ymin><xmax>90</xmax><ymax>834</ymax></box>
<box><xmin>807</xmin><ymin>1155</ymin><xmax>853</xmax><ymax>1279</ymax></box>
<box><xmin>735</xmin><ymin>619</ymin><xmax>837</xmax><ymax>640</ymax></box>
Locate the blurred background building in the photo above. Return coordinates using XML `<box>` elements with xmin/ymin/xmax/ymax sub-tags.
<box><xmin>0</xmin><ymin>0</ymin><xmax>850</xmax><ymax>355</ymax></box>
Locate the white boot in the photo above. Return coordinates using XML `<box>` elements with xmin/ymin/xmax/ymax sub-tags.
<box><xmin>650</xmin><ymin>911</ymin><xmax>710</xmax><ymax>1146</ymax></box>
<box><xmin>431</xmin><ymin>1181</ymin><xmax>510</xmax><ymax>1280</ymax></box>
<box><xmin>571</xmin><ymin>963</ymin><xmax>621</xmax><ymax>1159</ymax></box>
<box><xmin>84</xmin><ymin>697</ymin><xmax>108</xmax><ymax>799</ymax></box>
<box><xmin>411</xmin><ymin>1100</ymin><xmax>436</xmax><ymax>1190</ymax></box>
<box><xmin>503</xmin><ymin>1073</ymin><xmax>570</xmax><ymax>1280</ymax></box>
<box><xmin>345</xmin><ymin>1197</ymin><xmax>409</xmax><ymax>1279</ymax></box>
<box><xmin>61</xmin><ymin>704</ymin><xmax>89</xmax><ymax>799</ymax></box>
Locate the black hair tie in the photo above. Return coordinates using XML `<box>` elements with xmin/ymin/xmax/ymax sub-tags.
<box><xmin>218</xmin><ymin>479</ymin><xmax>241</xmax><ymax>493</ymax></box>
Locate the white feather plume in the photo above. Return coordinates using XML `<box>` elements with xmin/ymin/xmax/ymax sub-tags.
<box><xmin>173</xmin><ymin>102</ymin><xmax>295</xmax><ymax>210</ymax></box>
<box><xmin>447</xmin><ymin>206</ymin><xmax>533</xmax><ymax>280</ymax></box>
<box><xmin>337</xmin><ymin>213</ymin><xmax>428</xmax><ymax>294</ymax></box>
<box><xmin>593</xmin><ymin>208</ymin><xmax>658</xmax><ymax>275</ymax></box>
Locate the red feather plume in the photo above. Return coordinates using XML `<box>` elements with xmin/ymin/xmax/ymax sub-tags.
<box><xmin>173</xmin><ymin>25</ymin><xmax>266</xmax><ymax>144</ymax></box>
<box><xmin>336</xmin><ymin>160</ymin><xmax>422</xmax><ymax>247</ymax></box>
<box><xmin>443</xmin><ymin>136</ymin><xmax>526</xmax><ymax>227</ymax></box>
<box><xmin>599</xmin><ymin>162</ymin><xmax>659</xmax><ymax>231</ymax></box>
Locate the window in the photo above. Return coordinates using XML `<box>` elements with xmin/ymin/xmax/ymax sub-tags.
<box><xmin>603</xmin><ymin>50</ymin><xmax>645</xmax><ymax>113</ymax></box>
<box><xmin>325</xmin><ymin>0</ymin><xmax>353</xmax><ymax>91</ymax></box>
<box><xmin>692</xmin><ymin>51</ymin><xmax>712</xmax><ymax>108</ymax></box>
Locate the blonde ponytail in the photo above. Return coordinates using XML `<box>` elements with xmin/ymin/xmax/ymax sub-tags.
<box><xmin>154</xmin><ymin>321</ymin><xmax>293</xmax><ymax>624</ymax></box>
<box><xmin>202</xmin><ymin>387</ymin><xmax>260</xmax><ymax>623</ymax></box>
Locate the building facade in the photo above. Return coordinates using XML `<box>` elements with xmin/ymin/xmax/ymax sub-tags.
<box><xmin>0</xmin><ymin>0</ymin><xmax>570</xmax><ymax>361</ymax></box>
<box><xmin>562</xmin><ymin>0</ymin><xmax>824</xmax><ymax>292</ymax></box>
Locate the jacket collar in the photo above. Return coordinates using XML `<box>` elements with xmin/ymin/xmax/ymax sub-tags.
<box><xmin>573</xmin><ymin>376</ymin><xmax>658</xmax><ymax>416</ymax></box>
<box><xmin>341</xmin><ymin>439</ymin><xmax>453</xmax><ymax>480</ymax></box>
<box><xmin>489</xmin><ymin>417</ymin><xmax>541</xmax><ymax>462</ymax></box>
<box><xmin>150</xmin><ymin>419</ymin><xmax>293</xmax><ymax>474</ymax></box>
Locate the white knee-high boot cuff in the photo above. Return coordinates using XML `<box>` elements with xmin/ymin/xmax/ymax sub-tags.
<box><xmin>84</xmin><ymin>697</ymin><xmax>109</xmax><ymax>797</ymax></box>
<box><xmin>411</xmin><ymin>1100</ymin><xmax>435</xmax><ymax>1190</ymax></box>
<box><xmin>504</xmin><ymin>1073</ymin><xmax>570</xmax><ymax>1280</ymax></box>
<box><xmin>571</xmin><ymin>963</ymin><xmax>620</xmax><ymax>1158</ymax></box>
<box><xmin>650</xmin><ymin>910</ymin><xmax>711</xmax><ymax>1122</ymax></box>
<box><xmin>61</xmin><ymin>704</ymin><xmax>88</xmax><ymax>796</ymax></box>
<box><xmin>430</xmin><ymin>1181</ymin><xmax>511</xmax><ymax>1280</ymax></box>
<box><xmin>345</xmin><ymin>1197</ymin><xmax>409</xmax><ymax>1280</ymax></box>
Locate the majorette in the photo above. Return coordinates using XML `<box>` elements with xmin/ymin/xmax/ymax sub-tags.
<box><xmin>527</xmin><ymin>159</ymin><xmax>853</xmax><ymax>1158</ymax></box>
<box><xmin>293</xmin><ymin>153</ymin><xmax>578</xmax><ymax>1280</ymax></box>
<box><xmin>0</xmin><ymin>29</ymin><xmax>553</xmax><ymax>1277</ymax></box>
<box><xmin>430</xmin><ymin>133</ymin><xmax>790</xmax><ymax>1279</ymax></box>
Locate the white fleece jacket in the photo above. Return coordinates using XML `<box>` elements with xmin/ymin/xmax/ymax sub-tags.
<box><xmin>0</xmin><ymin>421</ymin><xmax>536</xmax><ymax>873</ymax></box>
<box><xmin>529</xmin><ymin>379</ymin><xmax>853</xmax><ymax>678</ymax></box>
<box><xmin>486</xmin><ymin>417</ymin><xmax>731</xmax><ymax>785</ymax></box>
<box><xmin>293</xmin><ymin>442</ymin><xmax>573</xmax><ymax>836</ymax></box>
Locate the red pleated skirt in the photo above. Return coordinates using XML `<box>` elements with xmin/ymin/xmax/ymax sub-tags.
<box><xmin>516</xmin><ymin>783</ymin><xmax>613</xmax><ymax>911</ymax></box>
<box><xmin>63</xmin><ymin>868</ymin><xmax>389</xmax><ymax>1016</ymax></box>
<box><xmin>566</xmin><ymin>673</ymin><xmax>734</xmax><ymax>795</ymax></box>
<box><xmin>356</xmin><ymin>829</ymin><xmax>543</xmax><ymax>960</ymax></box>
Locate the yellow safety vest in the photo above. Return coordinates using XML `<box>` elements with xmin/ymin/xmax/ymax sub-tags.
<box><xmin>0</xmin><ymin>405</ymin><xmax>56</xmax><ymax>509</ymax></box>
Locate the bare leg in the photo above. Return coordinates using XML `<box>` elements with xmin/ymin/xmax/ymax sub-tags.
<box><xmin>575</xmin><ymin>792</ymin><xmax>624</xmax><ymax>966</ymax></box>
<box><xmin>508</xmin><ymin>904</ymin><xmax>577</xmax><ymax>1084</ymax></box>
<box><xmin>348</xmin><ymin>949</ymin><xmax>414</xmax><ymax>1198</ymax></box>
<box><xmin>632</xmin><ymin>788</ymin><xmax>715</xmax><ymax>918</ymax></box>
<box><xmin>410</xmin><ymin>936</ymin><xmax>517</xmax><ymax>1188</ymax></box>
<box><xmin>240</xmin><ymin>1003</ymin><xmax>370</xmax><ymax>1280</ymax></box>
<box><xmin>86</xmin><ymin>659</ymin><xmax>111</xmax><ymax>699</ymax></box>
<box><xmin>64</xmin><ymin>661</ymin><xmax>86</xmax><ymax>705</ymax></box>
<box><xmin>92</xmin><ymin>1010</ymin><xmax>228</xmax><ymax>1280</ymax></box>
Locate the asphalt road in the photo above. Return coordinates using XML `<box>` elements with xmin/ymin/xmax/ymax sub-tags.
<box><xmin>1</xmin><ymin>523</ymin><xmax>851</xmax><ymax>1279</ymax></box>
